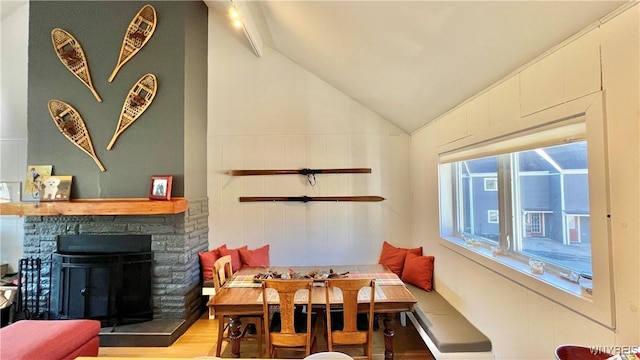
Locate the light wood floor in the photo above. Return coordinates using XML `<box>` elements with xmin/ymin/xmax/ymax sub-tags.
<box><xmin>99</xmin><ymin>312</ymin><xmax>434</xmax><ymax>359</ymax></box>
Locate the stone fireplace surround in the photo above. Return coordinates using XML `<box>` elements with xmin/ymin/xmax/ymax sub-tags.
<box><xmin>20</xmin><ymin>197</ymin><xmax>209</xmax><ymax>346</ymax></box>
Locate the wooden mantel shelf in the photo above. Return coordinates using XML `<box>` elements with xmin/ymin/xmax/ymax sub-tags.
<box><xmin>0</xmin><ymin>198</ymin><xmax>188</xmax><ymax>216</ymax></box>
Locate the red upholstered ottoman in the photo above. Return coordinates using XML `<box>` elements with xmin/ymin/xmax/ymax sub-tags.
<box><xmin>0</xmin><ymin>319</ymin><xmax>101</xmax><ymax>360</ymax></box>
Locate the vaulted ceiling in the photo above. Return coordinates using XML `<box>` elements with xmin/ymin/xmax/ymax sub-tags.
<box><xmin>0</xmin><ymin>1</ymin><xmax>26</xmax><ymax>20</ymax></box>
<box><xmin>2</xmin><ymin>1</ymin><xmax>628</xmax><ymax>133</ymax></box>
<box><xmin>207</xmin><ymin>0</ymin><xmax>627</xmax><ymax>133</ymax></box>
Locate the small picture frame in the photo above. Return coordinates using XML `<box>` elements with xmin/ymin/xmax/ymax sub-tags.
<box><xmin>149</xmin><ymin>175</ymin><xmax>172</xmax><ymax>200</ymax></box>
<box><xmin>39</xmin><ymin>175</ymin><xmax>73</xmax><ymax>201</ymax></box>
<box><xmin>22</xmin><ymin>165</ymin><xmax>53</xmax><ymax>201</ymax></box>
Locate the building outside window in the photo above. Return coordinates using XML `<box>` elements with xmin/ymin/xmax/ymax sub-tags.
<box><xmin>451</xmin><ymin>141</ymin><xmax>591</xmax><ymax>275</ymax></box>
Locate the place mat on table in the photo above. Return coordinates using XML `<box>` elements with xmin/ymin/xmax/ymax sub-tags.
<box><xmin>225</xmin><ymin>274</ymin><xmax>262</xmax><ymax>288</ymax></box>
<box><xmin>347</xmin><ymin>272</ymin><xmax>404</xmax><ymax>286</ymax></box>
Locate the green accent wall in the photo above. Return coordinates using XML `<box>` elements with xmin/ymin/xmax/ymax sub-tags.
<box><xmin>28</xmin><ymin>1</ymin><xmax>207</xmax><ymax>199</ymax></box>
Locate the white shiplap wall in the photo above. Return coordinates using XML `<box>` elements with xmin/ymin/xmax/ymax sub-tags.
<box><xmin>207</xmin><ymin>12</ymin><xmax>412</xmax><ymax>265</ymax></box>
<box><xmin>410</xmin><ymin>4</ymin><xmax>639</xmax><ymax>359</ymax></box>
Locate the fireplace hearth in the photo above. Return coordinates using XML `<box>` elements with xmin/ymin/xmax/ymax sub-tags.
<box><xmin>19</xmin><ymin>197</ymin><xmax>209</xmax><ymax>346</ymax></box>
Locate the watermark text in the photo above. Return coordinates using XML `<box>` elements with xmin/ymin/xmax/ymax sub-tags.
<box><xmin>590</xmin><ymin>346</ymin><xmax>639</xmax><ymax>355</ymax></box>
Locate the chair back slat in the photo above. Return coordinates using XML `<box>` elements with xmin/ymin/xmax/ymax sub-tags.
<box><xmin>277</xmin><ymin>291</ymin><xmax>297</xmax><ymax>334</ymax></box>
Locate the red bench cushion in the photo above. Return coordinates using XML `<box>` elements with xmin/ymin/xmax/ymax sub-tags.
<box><xmin>0</xmin><ymin>319</ymin><xmax>100</xmax><ymax>360</ymax></box>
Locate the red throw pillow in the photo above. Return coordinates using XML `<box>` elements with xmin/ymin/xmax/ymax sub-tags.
<box><xmin>239</xmin><ymin>244</ymin><xmax>270</xmax><ymax>267</ymax></box>
<box><xmin>198</xmin><ymin>249</ymin><xmax>220</xmax><ymax>281</ymax></box>
<box><xmin>378</xmin><ymin>241</ymin><xmax>423</xmax><ymax>277</ymax></box>
<box><xmin>401</xmin><ymin>252</ymin><xmax>435</xmax><ymax>291</ymax></box>
<box><xmin>218</xmin><ymin>245</ymin><xmax>248</xmax><ymax>272</ymax></box>
<box><xmin>198</xmin><ymin>244</ymin><xmax>228</xmax><ymax>280</ymax></box>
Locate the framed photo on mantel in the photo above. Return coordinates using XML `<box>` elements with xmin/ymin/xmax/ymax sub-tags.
<box><xmin>149</xmin><ymin>175</ymin><xmax>172</xmax><ymax>201</ymax></box>
<box><xmin>39</xmin><ymin>175</ymin><xmax>73</xmax><ymax>201</ymax></box>
<box><xmin>22</xmin><ymin>165</ymin><xmax>53</xmax><ymax>201</ymax></box>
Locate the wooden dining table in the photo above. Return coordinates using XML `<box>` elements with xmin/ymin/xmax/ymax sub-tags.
<box><xmin>208</xmin><ymin>264</ymin><xmax>417</xmax><ymax>359</ymax></box>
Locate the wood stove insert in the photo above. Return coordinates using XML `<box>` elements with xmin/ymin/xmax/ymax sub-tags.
<box><xmin>50</xmin><ymin>235</ymin><xmax>152</xmax><ymax>327</ymax></box>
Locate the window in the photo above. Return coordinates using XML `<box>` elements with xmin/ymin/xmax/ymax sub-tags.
<box><xmin>525</xmin><ymin>212</ymin><xmax>545</xmax><ymax>237</ymax></box>
<box><xmin>487</xmin><ymin>210</ymin><xmax>499</xmax><ymax>224</ymax></box>
<box><xmin>454</xmin><ymin>142</ymin><xmax>591</xmax><ymax>275</ymax></box>
<box><xmin>484</xmin><ymin>178</ymin><xmax>498</xmax><ymax>191</ymax></box>
<box><xmin>437</xmin><ymin>94</ymin><xmax>614</xmax><ymax>328</ymax></box>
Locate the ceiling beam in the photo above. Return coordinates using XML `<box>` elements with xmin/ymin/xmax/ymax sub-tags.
<box><xmin>231</xmin><ymin>0</ymin><xmax>263</xmax><ymax>57</ymax></box>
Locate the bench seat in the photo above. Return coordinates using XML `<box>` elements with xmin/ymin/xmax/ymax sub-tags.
<box><xmin>203</xmin><ymin>280</ymin><xmax>217</xmax><ymax>319</ymax></box>
<box><xmin>203</xmin><ymin>279</ymin><xmax>215</xmax><ymax>295</ymax></box>
<box><xmin>404</xmin><ymin>283</ymin><xmax>493</xmax><ymax>359</ymax></box>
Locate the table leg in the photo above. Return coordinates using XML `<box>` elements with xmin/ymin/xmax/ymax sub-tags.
<box><xmin>228</xmin><ymin>316</ymin><xmax>243</xmax><ymax>358</ymax></box>
<box><xmin>383</xmin><ymin>312</ymin><xmax>396</xmax><ymax>360</ymax></box>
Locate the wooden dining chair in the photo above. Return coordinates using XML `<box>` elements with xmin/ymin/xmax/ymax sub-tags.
<box><xmin>262</xmin><ymin>279</ymin><xmax>317</xmax><ymax>358</ymax></box>
<box><xmin>214</xmin><ymin>255</ymin><xmax>263</xmax><ymax>357</ymax></box>
<box><xmin>324</xmin><ymin>278</ymin><xmax>376</xmax><ymax>360</ymax></box>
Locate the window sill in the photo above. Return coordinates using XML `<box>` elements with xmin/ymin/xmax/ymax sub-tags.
<box><xmin>444</xmin><ymin>236</ymin><xmax>585</xmax><ymax>297</ymax></box>
<box><xmin>438</xmin><ymin>236</ymin><xmax>614</xmax><ymax>327</ymax></box>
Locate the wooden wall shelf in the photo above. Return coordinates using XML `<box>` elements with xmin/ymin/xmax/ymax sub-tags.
<box><xmin>0</xmin><ymin>198</ymin><xmax>188</xmax><ymax>216</ymax></box>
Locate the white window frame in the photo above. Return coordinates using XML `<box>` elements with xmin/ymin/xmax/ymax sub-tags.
<box><xmin>437</xmin><ymin>93</ymin><xmax>614</xmax><ymax>329</ymax></box>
